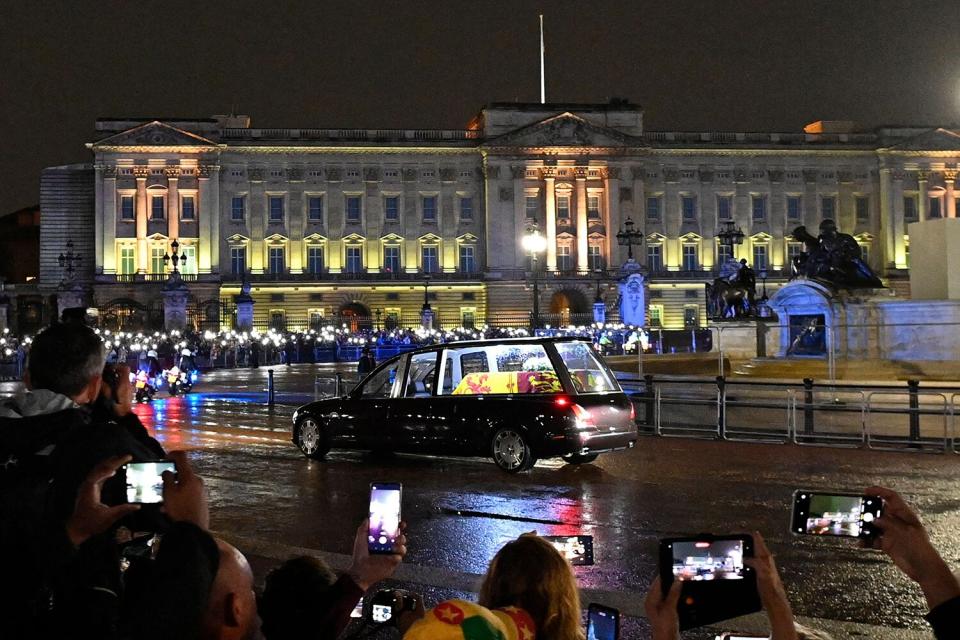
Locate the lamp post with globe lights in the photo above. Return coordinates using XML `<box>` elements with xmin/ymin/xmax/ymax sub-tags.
<box><xmin>616</xmin><ymin>216</ymin><xmax>643</xmax><ymax>263</ymax></box>
<box><xmin>523</xmin><ymin>220</ymin><xmax>548</xmax><ymax>330</ymax></box>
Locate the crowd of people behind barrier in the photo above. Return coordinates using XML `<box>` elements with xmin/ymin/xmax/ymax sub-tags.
<box><xmin>1</xmin><ymin>321</ymin><xmax>958</xmax><ymax>639</ymax></box>
<box><xmin>1</xmin><ymin>323</ymin><xmax>658</xmax><ymax>380</ymax></box>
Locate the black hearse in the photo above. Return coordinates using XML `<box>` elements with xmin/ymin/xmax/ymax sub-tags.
<box><xmin>291</xmin><ymin>337</ymin><xmax>637</xmax><ymax>472</ymax></box>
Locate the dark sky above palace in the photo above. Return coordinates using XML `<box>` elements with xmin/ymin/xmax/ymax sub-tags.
<box><xmin>3</xmin><ymin>0</ymin><xmax>960</xmax><ymax>214</ymax></box>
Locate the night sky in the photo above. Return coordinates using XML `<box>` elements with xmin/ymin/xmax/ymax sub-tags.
<box><xmin>3</xmin><ymin>0</ymin><xmax>960</xmax><ymax>214</ymax></box>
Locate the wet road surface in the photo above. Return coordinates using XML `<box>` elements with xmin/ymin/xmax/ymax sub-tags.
<box><xmin>125</xmin><ymin>365</ymin><xmax>960</xmax><ymax>638</ymax></box>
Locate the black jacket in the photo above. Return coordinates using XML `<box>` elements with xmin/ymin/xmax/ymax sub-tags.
<box><xmin>927</xmin><ymin>595</ymin><xmax>960</xmax><ymax>640</ymax></box>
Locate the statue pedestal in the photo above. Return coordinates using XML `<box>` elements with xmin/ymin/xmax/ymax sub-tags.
<box><xmin>592</xmin><ymin>301</ymin><xmax>606</xmax><ymax>325</ymax></box>
<box><xmin>908</xmin><ymin>218</ymin><xmax>960</xmax><ymax>299</ymax></box>
<box><xmin>235</xmin><ymin>300</ymin><xmax>254</xmax><ymax>331</ymax></box>
<box><xmin>618</xmin><ymin>272</ymin><xmax>646</xmax><ymax>327</ymax></box>
<box><xmin>162</xmin><ymin>278</ymin><xmax>190</xmax><ymax>332</ymax></box>
<box><xmin>0</xmin><ymin>302</ymin><xmax>8</xmax><ymax>333</ymax></box>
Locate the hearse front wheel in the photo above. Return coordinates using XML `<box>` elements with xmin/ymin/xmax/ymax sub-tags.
<box><xmin>562</xmin><ymin>453</ymin><xmax>599</xmax><ymax>465</ymax></box>
<box><xmin>295</xmin><ymin>417</ymin><xmax>329</xmax><ymax>460</ymax></box>
<box><xmin>491</xmin><ymin>428</ymin><xmax>536</xmax><ymax>472</ymax></box>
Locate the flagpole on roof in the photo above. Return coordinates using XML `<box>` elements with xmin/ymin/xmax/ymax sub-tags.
<box><xmin>539</xmin><ymin>14</ymin><xmax>546</xmax><ymax>104</ymax></box>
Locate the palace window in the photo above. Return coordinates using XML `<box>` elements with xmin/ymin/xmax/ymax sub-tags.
<box><xmin>231</xmin><ymin>196</ymin><xmax>245</xmax><ymax>221</ymax></box>
<box><xmin>525</xmin><ymin>195</ymin><xmax>539</xmax><ymax>218</ymax></box>
<box><xmin>682</xmin><ymin>244</ymin><xmax>699</xmax><ymax>271</ymax></box>
<box><xmin>717</xmin><ymin>242</ymin><xmax>733</xmax><ymax>265</ymax></box>
<box><xmin>787</xmin><ymin>196</ymin><xmax>802</xmax><ymax>221</ymax></box>
<box><xmin>422</xmin><ymin>196</ymin><xmax>437</xmax><ymax>222</ymax></box>
<box><xmin>345</xmin><ymin>246</ymin><xmax>363</xmax><ymax>273</ymax></box>
<box><xmin>384</xmin><ymin>196</ymin><xmax>399</xmax><ymax>222</ymax></box>
<box><xmin>308</xmin><ymin>246</ymin><xmax>324</xmax><ymax>274</ymax></box>
<box><xmin>856</xmin><ymin>196</ymin><xmax>870</xmax><ymax>222</ymax></box>
<box><xmin>151</xmin><ymin>195</ymin><xmax>165</xmax><ymax>220</ymax></box>
<box><xmin>557</xmin><ymin>195</ymin><xmax>571</xmax><ymax>220</ymax></box>
<box><xmin>421</xmin><ymin>245</ymin><xmax>439</xmax><ymax>273</ymax></box>
<box><xmin>752</xmin><ymin>195</ymin><xmax>767</xmax><ymax>221</ymax></box>
<box><xmin>459</xmin><ymin>244</ymin><xmax>476</xmax><ymax>273</ymax></box>
<box><xmin>119</xmin><ymin>246</ymin><xmax>135</xmax><ymax>275</ymax></box>
<box><xmin>308</xmin><ymin>196</ymin><xmax>324</xmax><ymax>222</ymax></box>
<box><xmin>268</xmin><ymin>196</ymin><xmax>284</xmax><ymax>222</ymax></box>
<box><xmin>587</xmin><ymin>195</ymin><xmax>601</xmax><ymax>220</ymax></box>
<box><xmin>460</xmin><ymin>196</ymin><xmax>473</xmax><ymax>220</ymax></box>
<box><xmin>646</xmin><ymin>195</ymin><xmax>662</xmax><ymax>221</ymax></box>
<box><xmin>346</xmin><ymin>196</ymin><xmax>362</xmax><ymax>222</ymax></box>
<box><xmin>821</xmin><ymin>196</ymin><xmax>836</xmax><ymax>219</ymax></box>
<box><xmin>120</xmin><ymin>195</ymin><xmax>135</xmax><ymax>221</ymax></box>
<box><xmin>681</xmin><ymin>195</ymin><xmax>697</xmax><ymax>221</ymax></box>
<box><xmin>383</xmin><ymin>245</ymin><xmax>401</xmax><ymax>274</ymax></box>
<box><xmin>647</xmin><ymin>244</ymin><xmax>663</xmax><ymax>271</ymax></box>
<box><xmin>180</xmin><ymin>245</ymin><xmax>197</xmax><ymax>275</ymax></box>
<box><xmin>230</xmin><ymin>247</ymin><xmax>246</xmax><ymax>275</ymax></box>
<box><xmin>859</xmin><ymin>243</ymin><xmax>871</xmax><ymax>265</ymax></box>
<box><xmin>752</xmin><ymin>244</ymin><xmax>768</xmax><ymax>271</ymax></box>
<box><xmin>903</xmin><ymin>195</ymin><xmax>918</xmax><ymax>221</ymax></box>
<box><xmin>787</xmin><ymin>241</ymin><xmax>802</xmax><ymax>267</ymax></box>
<box><xmin>268</xmin><ymin>246</ymin><xmax>285</xmax><ymax>275</ymax></box>
<box><xmin>181</xmin><ymin>195</ymin><xmax>195</xmax><ymax>220</ymax></box>
<box><xmin>649</xmin><ymin>304</ymin><xmax>664</xmax><ymax>327</ymax></box>
<box><xmin>930</xmin><ymin>196</ymin><xmax>943</xmax><ymax>219</ymax></box>
<box><xmin>151</xmin><ymin>247</ymin><xmax>165</xmax><ymax>274</ymax></box>
<box><xmin>587</xmin><ymin>244</ymin><xmax>604</xmax><ymax>271</ymax></box>
<box><xmin>557</xmin><ymin>245</ymin><xmax>572</xmax><ymax>271</ymax></box>
<box><xmin>460</xmin><ymin>307</ymin><xmax>477</xmax><ymax>329</ymax></box>
<box><xmin>717</xmin><ymin>195</ymin><xmax>732</xmax><ymax>220</ymax></box>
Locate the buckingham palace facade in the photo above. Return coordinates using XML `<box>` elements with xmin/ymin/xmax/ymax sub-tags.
<box><xmin>32</xmin><ymin>101</ymin><xmax>960</xmax><ymax>331</ymax></box>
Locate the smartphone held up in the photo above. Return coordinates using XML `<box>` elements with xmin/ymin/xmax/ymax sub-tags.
<box><xmin>791</xmin><ymin>491</ymin><xmax>883</xmax><ymax>539</ymax></box>
<box><xmin>123</xmin><ymin>461</ymin><xmax>176</xmax><ymax>504</ymax></box>
<box><xmin>586</xmin><ymin>603</ymin><xmax>619</xmax><ymax>640</ymax></box>
<box><xmin>368</xmin><ymin>482</ymin><xmax>402</xmax><ymax>554</ymax></box>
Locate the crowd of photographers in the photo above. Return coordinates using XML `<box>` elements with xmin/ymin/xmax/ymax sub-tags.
<box><xmin>1</xmin><ymin>321</ymin><xmax>958</xmax><ymax>639</ymax></box>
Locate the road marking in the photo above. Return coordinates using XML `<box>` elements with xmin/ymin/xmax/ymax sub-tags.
<box><xmin>214</xmin><ymin>531</ymin><xmax>932</xmax><ymax>639</ymax></box>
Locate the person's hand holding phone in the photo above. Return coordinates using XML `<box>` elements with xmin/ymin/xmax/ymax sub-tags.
<box><xmin>864</xmin><ymin>486</ymin><xmax>960</xmax><ymax>611</ymax></box>
<box><xmin>67</xmin><ymin>455</ymin><xmax>140</xmax><ymax>546</ymax></box>
<box><xmin>644</xmin><ymin>576</ymin><xmax>681</xmax><ymax>640</ymax></box>
<box><xmin>743</xmin><ymin>532</ymin><xmax>797</xmax><ymax>640</ymax></box>
<box><xmin>161</xmin><ymin>451</ymin><xmax>209</xmax><ymax>530</ymax></box>
<box><xmin>348</xmin><ymin>518</ymin><xmax>407</xmax><ymax>591</ymax></box>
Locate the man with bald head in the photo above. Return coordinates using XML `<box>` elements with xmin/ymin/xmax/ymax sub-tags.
<box><xmin>200</xmin><ymin>539</ymin><xmax>260</xmax><ymax>640</ymax></box>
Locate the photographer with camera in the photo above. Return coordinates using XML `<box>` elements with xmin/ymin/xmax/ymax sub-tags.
<box><xmin>259</xmin><ymin>518</ymin><xmax>408</xmax><ymax>640</ymax></box>
<box><xmin>864</xmin><ymin>486</ymin><xmax>960</xmax><ymax>640</ymax></box>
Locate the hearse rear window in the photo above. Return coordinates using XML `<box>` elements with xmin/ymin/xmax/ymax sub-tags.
<box><xmin>553</xmin><ymin>341</ymin><xmax>616</xmax><ymax>393</ymax></box>
<box><xmin>437</xmin><ymin>344</ymin><xmax>562</xmax><ymax>395</ymax></box>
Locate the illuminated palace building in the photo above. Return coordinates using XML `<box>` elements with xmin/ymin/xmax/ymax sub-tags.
<box><xmin>40</xmin><ymin>102</ymin><xmax>960</xmax><ymax>330</ymax></box>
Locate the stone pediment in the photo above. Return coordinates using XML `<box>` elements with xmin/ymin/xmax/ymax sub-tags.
<box><xmin>485</xmin><ymin>113</ymin><xmax>635</xmax><ymax>148</ymax></box>
<box><xmin>886</xmin><ymin>128</ymin><xmax>960</xmax><ymax>152</ymax></box>
<box><xmin>94</xmin><ymin>121</ymin><xmax>219</xmax><ymax>148</ymax></box>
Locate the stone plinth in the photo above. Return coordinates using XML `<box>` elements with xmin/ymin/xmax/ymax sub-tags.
<box><xmin>421</xmin><ymin>308</ymin><xmax>434</xmax><ymax>330</ymax></box>
<box><xmin>162</xmin><ymin>277</ymin><xmax>190</xmax><ymax>332</ymax></box>
<box><xmin>908</xmin><ymin>218</ymin><xmax>960</xmax><ymax>300</ymax></box>
<box><xmin>714</xmin><ymin>321</ymin><xmax>773</xmax><ymax>359</ymax></box>
<box><xmin>57</xmin><ymin>287</ymin><xmax>89</xmax><ymax>321</ymax></box>
<box><xmin>618</xmin><ymin>272</ymin><xmax>646</xmax><ymax>327</ymax></box>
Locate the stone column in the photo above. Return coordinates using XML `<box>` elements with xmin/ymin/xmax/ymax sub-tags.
<box><xmin>575</xmin><ymin>167</ymin><xmax>589</xmax><ymax>271</ymax></box>
<box><xmin>892</xmin><ymin>171</ymin><xmax>907</xmax><ymax>268</ymax></box>
<box><xmin>208</xmin><ymin>165</ymin><xmax>221</xmax><ymax>272</ymax></box>
<box><xmin>94</xmin><ymin>165</ymin><xmax>104</xmax><ymax>274</ymax></box>
<box><xmin>917</xmin><ymin>171</ymin><xmax>929</xmax><ymax>223</ymax></box>
<box><xmin>135</xmin><ymin>167</ymin><xmax>149</xmax><ymax>273</ymax></box>
<box><xmin>631</xmin><ymin>166</ymin><xmax>646</xmax><ymax>266</ymax></box>
<box><xmin>166</xmin><ymin>167</ymin><xmax>180</xmax><ymax>241</ymax></box>
<box><xmin>945</xmin><ymin>171</ymin><xmax>957</xmax><ymax>219</ymax></box>
<box><xmin>511</xmin><ymin>165</ymin><xmax>526</xmax><ymax>268</ymax></box>
<box><xmin>879</xmin><ymin>168</ymin><xmax>894</xmax><ymax>267</ymax></box>
<box><xmin>544</xmin><ymin>171</ymin><xmax>557</xmax><ymax>271</ymax></box>
<box><xmin>604</xmin><ymin>167</ymin><xmax>621</xmax><ymax>271</ymax></box>
<box><xmin>198</xmin><ymin>165</ymin><xmax>213</xmax><ymax>273</ymax></box>
<box><xmin>103</xmin><ymin>166</ymin><xmax>118</xmax><ymax>274</ymax></box>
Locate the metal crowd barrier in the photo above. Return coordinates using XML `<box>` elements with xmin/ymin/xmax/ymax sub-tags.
<box><xmin>622</xmin><ymin>376</ymin><xmax>960</xmax><ymax>455</ymax></box>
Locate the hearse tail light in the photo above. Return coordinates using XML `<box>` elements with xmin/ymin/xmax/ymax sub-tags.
<box><xmin>629</xmin><ymin>402</ymin><xmax>636</xmax><ymax>422</ymax></box>
<box><xmin>554</xmin><ymin>396</ymin><xmax>570</xmax><ymax>407</ymax></box>
<box><xmin>571</xmin><ymin>403</ymin><xmax>595</xmax><ymax>430</ymax></box>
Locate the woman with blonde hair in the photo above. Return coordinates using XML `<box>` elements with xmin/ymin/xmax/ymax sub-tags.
<box><xmin>478</xmin><ymin>533</ymin><xmax>585</xmax><ymax>640</ymax></box>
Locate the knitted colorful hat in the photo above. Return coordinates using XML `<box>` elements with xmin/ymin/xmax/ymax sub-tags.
<box><xmin>402</xmin><ymin>599</ymin><xmax>536</xmax><ymax>640</ymax></box>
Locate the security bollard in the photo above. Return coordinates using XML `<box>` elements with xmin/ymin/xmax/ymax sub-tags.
<box><xmin>803</xmin><ymin>378</ymin><xmax>815</xmax><ymax>435</ymax></box>
<box><xmin>716</xmin><ymin>375</ymin><xmax>726</xmax><ymax>438</ymax></box>
<box><xmin>267</xmin><ymin>369</ymin><xmax>275</xmax><ymax>407</ymax></box>
<box><xmin>643</xmin><ymin>374</ymin><xmax>655</xmax><ymax>426</ymax></box>
<box><xmin>335</xmin><ymin>372</ymin><xmax>344</xmax><ymax>397</ymax></box>
<box><xmin>908</xmin><ymin>379</ymin><xmax>920</xmax><ymax>442</ymax></box>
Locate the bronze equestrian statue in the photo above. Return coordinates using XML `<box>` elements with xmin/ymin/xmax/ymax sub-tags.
<box><xmin>791</xmin><ymin>219</ymin><xmax>883</xmax><ymax>288</ymax></box>
<box><xmin>706</xmin><ymin>259</ymin><xmax>758</xmax><ymax>319</ymax></box>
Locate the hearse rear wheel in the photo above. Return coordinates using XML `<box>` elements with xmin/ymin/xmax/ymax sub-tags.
<box><xmin>491</xmin><ymin>428</ymin><xmax>536</xmax><ymax>472</ymax></box>
<box><xmin>295</xmin><ymin>417</ymin><xmax>329</xmax><ymax>460</ymax></box>
<box><xmin>562</xmin><ymin>453</ymin><xmax>599</xmax><ymax>465</ymax></box>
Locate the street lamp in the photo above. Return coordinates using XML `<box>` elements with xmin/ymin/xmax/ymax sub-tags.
<box><xmin>163</xmin><ymin>239</ymin><xmax>187</xmax><ymax>276</ymax></box>
<box><xmin>57</xmin><ymin>239</ymin><xmax>81</xmax><ymax>284</ymax></box>
<box><xmin>522</xmin><ymin>220</ymin><xmax>547</xmax><ymax>330</ymax></box>
<box><xmin>717</xmin><ymin>220</ymin><xmax>746</xmax><ymax>249</ymax></box>
<box><xmin>616</xmin><ymin>216</ymin><xmax>643</xmax><ymax>261</ymax></box>
<box><xmin>421</xmin><ymin>275</ymin><xmax>431</xmax><ymax>311</ymax></box>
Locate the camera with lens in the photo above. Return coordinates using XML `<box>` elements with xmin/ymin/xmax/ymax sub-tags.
<box><xmin>368</xmin><ymin>588</ymin><xmax>420</xmax><ymax>625</ymax></box>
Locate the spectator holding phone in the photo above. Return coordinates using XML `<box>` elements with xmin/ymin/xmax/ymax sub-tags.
<box><xmin>865</xmin><ymin>486</ymin><xmax>960</xmax><ymax>640</ymax></box>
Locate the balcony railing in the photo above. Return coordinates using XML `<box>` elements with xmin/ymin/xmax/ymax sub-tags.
<box><xmin>98</xmin><ymin>273</ymin><xmax>200</xmax><ymax>283</ymax></box>
<box><xmin>220</xmin><ymin>271</ymin><xmax>485</xmax><ymax>283</ymax></box>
